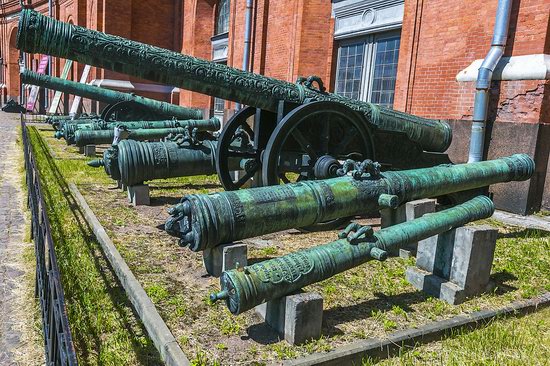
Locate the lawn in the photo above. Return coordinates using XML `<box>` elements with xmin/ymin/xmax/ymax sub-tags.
<box><xmin>29</xmin><ymin>123</ymin><xmax>550</xmax><ymax>365</ymax></box>
<box><xmin>28</xmin><ymin>125</ymin><xmax>161</xmax><ymax>365</ymax></box>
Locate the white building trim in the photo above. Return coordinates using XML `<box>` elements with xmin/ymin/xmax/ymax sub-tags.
<box><xmin>332</xmin><ymin>0</ymin><xmax>404</xmax><ymax>39</ymax></box>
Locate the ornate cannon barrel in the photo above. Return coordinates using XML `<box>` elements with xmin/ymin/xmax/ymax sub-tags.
<box><xmin>53</xmin><ymin>118</ymin><xmax>101</xmax><ymax>139</ymax></box>
<box><xmin>17</xmin><ymin>9</ymin><xmax>451</xmax><ymax>153</ymax></box>
<box><xmin>75</xmin><ymin>127</ymin><xmax>196</xmax><ymax>146</ymax></box>
<box><xmin>59</xmin><ymin>118</ymin><xmax>220</xmax><ymax>144</ymax></box>
<box><xmin>210</xmin><ymin>195</ymin><xmax>495</xmax><ymax>314</ymax></box>
<box><xmin>21</xmin><ymin>70</ymin><xmax>203</xmax><ymax>121</ymax></box>
<box><xmin>165</xmin><ymin>154</ymin><xmax>534</xmax><ymax>251</ymax></box>
<box><xmin>51</xmin><ymin>116</ymin><xmax>100</xmax><ymax>131</ymax></box>
<box><xmin>89</xmin><ymin>138</ymin><xmax>240</xmax><ymax>185</ymax></box>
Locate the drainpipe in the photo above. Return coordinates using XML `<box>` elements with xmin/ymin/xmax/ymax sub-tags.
<box><xmin>467</xmin><ymin>0</ymin><xmax>513</xmax><ymax>163</ymax></box>
<box><xmin>45</xmin><ymin>0</ymin><xmax>53</xmax><ymax>109</ymax></box>
<box><xmin>236</xmin><ymin>0</ymin><xmax>253</xmax><ymax>110</ymax></box>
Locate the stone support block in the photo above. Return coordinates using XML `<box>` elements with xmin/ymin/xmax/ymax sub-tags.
<box><xmin>406</xmin><ymin>225</ymin><xmax>498</xmax><ymax>305</ymax></box>
<box><xmin>202</xmin><ymin>243</ymin><xmax>247</xmax><ymax>277</ymax></box>
<box><xmin>380</xmin><ymin>198</ymin><xmax>436</xmax><ymax>257</ymax></box>
<box><xmin>255</xmin><ymin>291</ymin><xmax>323</xmax><ymax>345</ymax></box>
<box><xmin>84</xmin><ymin>144</ymin><xmax>96</xmax><ymax>157</ymax></box>
<box><xmin>127</xmin><ymin>184</ymin><xmax>150</xmax><ymax>206</ymax></box>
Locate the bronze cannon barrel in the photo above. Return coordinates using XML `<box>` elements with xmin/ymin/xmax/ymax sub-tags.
<box><xmin>21</xmin><ymin>70</ymin><xmax>203</xmax><ymax>120</ymax></box>
<box><xmin>210</xmin><ymin>196</ymin><xmax>495</xmax><ymax>314</ymax></box>
<box><xmin>75</xmin><ymin>127</ymin><xmax>194</xmax><ymax>146</ymax></box>
<box><xmin>17</xmin><ymin>9</ymin><xmax>451</xmax><ymax>153</ymax></box>
<box><xmin>90</xmin><ymin>139</ymin><xmax>241</xmax><ymax>186</ymax></box>
<box><xmin>165</xmin><ymin>154</ymin><xmax>534</xmax><ymax>251</ymax></box>
<box><xmin>59</xmin><ymin>117</ymin><xmax>220</xmax><ymax>144</ymax></box>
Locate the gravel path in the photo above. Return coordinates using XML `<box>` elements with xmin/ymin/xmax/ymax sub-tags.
<box><xmin>0</xmin><ymin>112</ymin><xmax>43</xmax><ymax>365</ymax></box>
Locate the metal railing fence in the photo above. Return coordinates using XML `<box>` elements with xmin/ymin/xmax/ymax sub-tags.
<box><xmin>21</xmin><ymin>113</ymin><xmax>78</xmax><ymax>366</ymax></box>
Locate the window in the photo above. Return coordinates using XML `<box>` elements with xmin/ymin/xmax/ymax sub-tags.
<box><xmin>213</xmin><ymin>61</ymin><xmax>227</xmax><ymax>118</ymax></box>
<box><xmin>215</xmin><ymin>0</ymin><xmax>230</xmax><ymax>35</ymax></box>
<box><xmin>214</xmin><ymin>96</ymin><xmax>225</xmax><ymax>113</ymax></box>
<box><xmin>335</xmin><ymin>32</ymin><xmax>400</xmax><ymax>108</ymax></box>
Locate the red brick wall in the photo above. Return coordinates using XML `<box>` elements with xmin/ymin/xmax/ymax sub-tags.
<box><xmin>179</xmin><ymin>0</ymin><xmax>216</xmax><ymax>109</ymax></box>
<box><xmin>395</xmin><ymin>0</ymin><xmax>550</xmax><ymax>123</ymax></box>
<box><xmin>179</xmin><ymin>0</ymin><xmax>335</xmax><ymax>110</ymax></box>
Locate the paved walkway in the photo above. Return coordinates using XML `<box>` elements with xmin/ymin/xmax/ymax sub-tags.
<box><xmin>0</xmin><ymin>112</ymin><xmax>43</xmax><ymax>365</ymax></box>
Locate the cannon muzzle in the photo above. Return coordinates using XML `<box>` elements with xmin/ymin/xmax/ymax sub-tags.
<box><xmin>21</xmin><ymin>70</ymin><xmax>203</xmax><ymax>120</ymax></box>
<box><xmin>165</xmin><ymin>154</ymin><xmax>534</xmax><ymax>251</ymax></box>
<box><xmin>18</xmin><ymin>9</ymin><xmax>451</xmax><ymax>153</ymax></box>
<box><xmin>87</xmin><ymin>159</ymin><xmax>104</xmax><ymax>168</ymax></box>
<box><xmin>211</xmin><ymin>195</ymin><xmax>495</xmax><ymax>314</ymax></box>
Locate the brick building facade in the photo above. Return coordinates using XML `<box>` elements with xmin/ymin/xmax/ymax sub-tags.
<box><xmin>1</xmin><ymin>0</ymin><xmax>549</xmax><ymax>212</ymax></box>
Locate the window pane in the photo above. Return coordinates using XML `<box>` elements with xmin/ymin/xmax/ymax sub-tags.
<box><xmin>370</xmin><ymin>35</ymin><xmax>400</xmax><ymax>108</ymax></box>
<box><xmin>214</xmin><ymin>97</ymin><xmax>225</xmax><ymax>112</ymax></box>
<box><xmin>216</xmin><ymin>0</ymin><xmax>230</xmax><ymax>35</ymax></box>
<box><xmin>335</xmin><ymin>42</ymin><xmax>365</xmax><ymax>100</ymax></box>
<box><xmin>214</xmin><ymin>61</ymin><xmax>227</xmax><ymax>111</ymax></box>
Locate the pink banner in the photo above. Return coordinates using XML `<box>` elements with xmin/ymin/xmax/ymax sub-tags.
<box><xmin>26</xmin><ymin>55</ymin><xmax>49</xmax><ymax>111</ymax></box>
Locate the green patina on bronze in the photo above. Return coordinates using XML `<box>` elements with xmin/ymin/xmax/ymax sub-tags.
<box><xmin>74</xmin><ymin>127</ymin><xmax>202</xmax><ymax>146</ymax></box>
<box><xmin>17</xmin><ymin>9</ymin><xmax>451</xmax><ymax>153</ymax></box>
<box><xmin>21</xmin><ymin>70</ymin><xmax>203</xmax><ymax>120</ymax></box>
<box><xmin>165</xmin><ymin>154</ymin><xmax>534</xmax><ymax>251</ymax></box>
<box><xmin>46</xmin><ymin>114</ymin><xmax>100</xmax><ymax>130</ymax></box>
<box><xmin>210</xmin><ymin>195</ymin><xmax>495</xmax><ymax>314</ymax></box>
<box><xmin>58</xmin><ymin>117</ymin><xmax>220</xmax><ymax>145</ymax></box>
<box><xmin>53</xmin><ymin>118</ymin><xmax>102</xmax><ymax>138</ymax></box>
<box><xmin>89</xmin><ymin>138</ymin><xmax>241</xmax><ymax>186</ymax></box>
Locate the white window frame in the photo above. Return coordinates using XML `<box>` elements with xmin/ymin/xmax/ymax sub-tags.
<box><xmin>334</xmin><ymin>29</ymin><xmax>401</xmax><ymax>106</ymax></box>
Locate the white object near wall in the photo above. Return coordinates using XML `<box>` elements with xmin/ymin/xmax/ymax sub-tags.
<box><xmin>456</xmin><ymin>54</ymin><xmax>550</xmax><ymax>82</ymax></box>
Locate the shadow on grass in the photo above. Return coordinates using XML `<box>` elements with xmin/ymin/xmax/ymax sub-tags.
<box><xmin>243</xmin><ymin>323</ymin><xmax>281</xmax><ymax>345</ymax></box>
<box><xmin>323</xmin><ymin>291</ymin><xmax>431</xmax><ymax>337</ymax></box>
<box><xmin>490</xmin><ymin>270</ymin><xmax>518</xmax><ymax>295</ymax></box>
<box><xmin>149</xmin><ymin>182</ymin><xmax>221</xmax><ymax>191</ymax></box>
<box><xmin>150</xmin><ymin>196</ymin><xmax>182</xmax><ymax>206</ymax></box>
<box><xmin>31</xmin><ymin>127</ymin><xmax>163</xmax><ymax>364</ymax></box>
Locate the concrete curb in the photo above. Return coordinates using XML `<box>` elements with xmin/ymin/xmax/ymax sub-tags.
<box><xmin>283</xmin><ymin>292</ymin><xmax>550</xmax><ymax>366</ymax></box>
<box><xmin>68</xmin><ymin>183</ymin><xmax>190</xmax><ymax>366</ymax></box>
<box><xmin>493</xmin><ymin>210</ymin><xmax>550</xmax><ymax>232</ymax></box>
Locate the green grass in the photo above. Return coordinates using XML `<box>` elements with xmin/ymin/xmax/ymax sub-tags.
<box><xmin>364</xmin><ymin>306</ymin><xmax>550</xmax><ymax>365</ymax></box>
<box><xmin>30</xmin><ymin>124</ymin><xmax>550</xmax><ymax>364</ymax></box>
<box><xmin>27</xmin><ymin>126</ymin><xmax>161</xmax><ymax>365</ymax></box>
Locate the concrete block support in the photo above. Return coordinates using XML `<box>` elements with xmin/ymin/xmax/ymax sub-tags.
<box><xmin>84</xmin><ymin>145</ymin><xmax>96</xmax><ymax>157</ymax></box>
<box><xmin>78</xmin><ymin>146</ymin><xmax>84</xmax><ymax>154</ymax></box>
<box><xmin>381</xmin><ymin>199</ymin><xmax>436</xmax><ymax>258</ymax></box>
<box><xmin>406</xmin><ymin>225</ymin><xmax>498</xmax><ymax>305</ymax></box>
<box><xmin>127</xmin><ymin>184</ymin><xmax>150</xmax><ymax>206</ymax></box>
<box><xmin>255</xmin><ymin>291</ymin><xmax>323</xmax><ymax>345</ymax></box>
<box><xmin>117</xmin><ymin>180</ymin><xmax>128</xmax><ymax>192</ymax></box>
<box><xmin>202</xmin><ymin>243</ymin><xmax>247</xmax><ymax>277</ymax></box>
